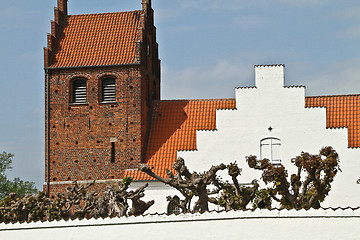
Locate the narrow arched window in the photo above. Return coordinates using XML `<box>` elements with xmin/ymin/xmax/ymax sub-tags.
<box><xmin>72</xmin><ymin>79</ymin><xmax>87</xmax><ymax>104</ymax></box>
<box><xmin>260</xmin><ymin>137</ymin><xmax>281</xmax><ymax>165</ymax></box>
<box><xmin>101</xmin><ymin>78</ymin><xmax>116</xmax><ymax>102</ymax></box>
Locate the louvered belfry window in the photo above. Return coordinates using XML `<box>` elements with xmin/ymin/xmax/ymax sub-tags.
<box><xmin>72</xmin><ymin>79</ymin><xmax>87</xmax><ymax>103</ymax></box>
<box><xmin>101</xmin><ymin>78</ymin><xmax>116</xmax><ymax>102</ymax></box>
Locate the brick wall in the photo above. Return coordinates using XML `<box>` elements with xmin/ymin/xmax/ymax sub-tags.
<box><xmin>44</xmin><ymin>0</ymin><xmax>160</xmax><ymax>197</ymax></box>
<box><xmin>45</xmin><ymin>66</ymin><xmax>146</xmax><ymax>194</ymax></box>
<box><xmin>43</xmin><ymin>181</ymin><xmax>122</xmax><ymax>199</ymax></box>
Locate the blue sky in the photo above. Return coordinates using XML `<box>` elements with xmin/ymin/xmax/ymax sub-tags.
<box><xmin>0</xmin><ymin>0</ymin><xmax>359</xmax><ymax>189</ymax></box>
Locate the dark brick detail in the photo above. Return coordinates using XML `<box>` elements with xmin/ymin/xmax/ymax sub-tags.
<box><xmin>44</xmin><ymin>1</ymin><xmax>160</xmax><ymax>196</ymax></box>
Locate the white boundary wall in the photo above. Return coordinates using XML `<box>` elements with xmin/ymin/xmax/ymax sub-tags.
<box><xmin>1</xmin><ymin>209</ymin><xmax>359</xmax><ymax>240</ymax></box>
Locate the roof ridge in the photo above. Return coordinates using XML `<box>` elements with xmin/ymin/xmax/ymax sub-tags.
<box><xmin>284</xmin><ymin>85</ymin><xmax>305</xmax><ymax>88</ymax></box>
<box><xmin>306</xmin><ymin>93</ymin><xmax>360</xmax><ymax>98</ymax></box>
<box><xmin>156</xmin><ymin>98</ymin><xmax>236</xmax><ymax>102</ymax></box>
<box><xmin>68</xmin><ymin>9</ymin><xmax>143</xmax><ymax>17</ymax></box>
<box><xmin>254</xmin><ymin>64</ymin><xmax>285</xmax><ymax>67</ymax></box>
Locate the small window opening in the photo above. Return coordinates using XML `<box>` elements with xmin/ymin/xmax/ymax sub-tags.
<box><xmin>260</xmin><ymin>137</ymin><xmax>281</xmax><ymax>165</ymax></box>
<box><xmin>111</xmin><ymin>142</ymin><xmax>115</xmax><ymax>163</ymax></box>
<box><xmin>147</xmin><ymin>43</ymin><xmax>150</xmax><ymax>56</ymax></box>
<box><xmin>101</xmin><ymin>78</ymin><xmax>116</xmax><ymax>102</ymax></box>
<box><xmin>72</xmin><ymin>79</ymin><xmax>87</xmax><ymax>103</ymax></box>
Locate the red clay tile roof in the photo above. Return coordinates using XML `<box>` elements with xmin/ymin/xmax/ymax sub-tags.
<box><xmin>124</xmin><ymin>99</ymin><xmax>236</xmax><ymax>180</ymax></box>
<box><xmin>49</xmin><ymin>11</ymin><xmax>143</xmax><ymax>68</ymax></box>
<box><xmin>126</xmin><ymin>95</ymin><xmax>360</xmax><ymax>181</ymax></box>
<box><xmin>306</xmin><ymin>94</ymin><xmax>360</xmax><ymax>148</ymax></box>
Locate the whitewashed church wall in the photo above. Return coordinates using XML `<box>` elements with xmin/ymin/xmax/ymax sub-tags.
<box><xmin>1</xmin><ymin>208</ymin><xmax>359</xmax><ymax>240</ymax></box>
<box><xmin>177</xmin><ymin>65</ymin><xmax>360</xmax><ymax>208</ymax></box>
<box><xmin>129</xmin><ymin>181</ymin><xmax>178</xmax><ymax>214</ymax></box>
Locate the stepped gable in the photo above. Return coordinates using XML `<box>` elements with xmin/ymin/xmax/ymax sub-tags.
<box><xmin>48</xmin><ymin>11</ymin><xmax>143</xmax><ymax>68</ymax></box>
<box><xmin>124</xmin><ymin>99</ymin><xmax>236</xmax><ymax>180</ymax></box>
<box><xmin>126</xmin><ymin>94</ymin><xmax>360</xmax><ymax>181</ymax></box>
<box><xmin>306</xmin><ymin>94</ymin><xmax>360</xmax><ymax>148</ymax></box>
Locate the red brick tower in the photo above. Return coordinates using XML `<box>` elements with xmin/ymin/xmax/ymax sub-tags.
<box><xmin>44</xmin><ymin>0</ymin><xmax>160</xmax><ymax>197</ymax></box>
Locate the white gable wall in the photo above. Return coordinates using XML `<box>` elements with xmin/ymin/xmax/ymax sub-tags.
<box><xmin>178</xmin><ymin>65</ymin><xmax>360</xmax><ymax>207</ymax></box>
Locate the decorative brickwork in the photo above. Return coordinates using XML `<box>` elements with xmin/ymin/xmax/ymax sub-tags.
<box><xmin>44</xmin><ymin>0</ymin><xmax>160</xmax><ymax>196</ymax></box>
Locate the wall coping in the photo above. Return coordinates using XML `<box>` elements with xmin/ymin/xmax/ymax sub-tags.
<box><xmin>1</xmin><ymin>208</ymin><xmax>360</xmax><ymax>231</ymax></box>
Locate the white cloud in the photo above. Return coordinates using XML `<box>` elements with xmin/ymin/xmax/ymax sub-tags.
<box><xmin>260</xmin><ymin>0</ymin><xmax>332</xmax><ymax>6</ymax></box>
<box><xmin>299</xmin><ymin>58</ymin><xmax>360</xmax><ymax>96</ymax></box>
<box><xmin>332</xmin><ymin>6</ymin><xmax>360</xmax><ymax>21</ymax></box>
<box><xmin>178</xmin><ymin>0</ymin><xmax>244</xmax><ymax>12</ymax></box>
<box><xmin>175</xmin><ymin>0</ymin><xmax>330</xmax><ymax>11</ymax></box>
<box><xmin>161</xmin><ymin>57</ymin><xmax>360</xmax><ymax>100</ymax></box>
<box><xmin>161</xmin><ymin>59</ymin><xmax>254</xmax><ymax>100</ymax></box>
<box><xmin>0</xmin><ymin>8</ymin><xmax>17</xmax><ymax>20</ymax></box>
<box><xmin>331</xmin><ymin>6</ymin><xmax>360</xmax><ymax>39</ymax></box>
<box><xmin>156</xmin><ymin>8</ymin><xmax>183</xmax><ymax>22</ymax></box>
<box><xmin>335</xmin><ymin>25</ymin><xmax>360</xmax><ymax>39</ymax></box>
<box><xmin>233</xmin><ymin>15</ymin><xmax>268</xmax><ymax>29</ymax></box>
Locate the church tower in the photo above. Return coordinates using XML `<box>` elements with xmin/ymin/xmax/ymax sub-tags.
<box><xmin>44</xmin><ymin>0</ymin><xmax>160</xmax><ymax>196</ymax></box>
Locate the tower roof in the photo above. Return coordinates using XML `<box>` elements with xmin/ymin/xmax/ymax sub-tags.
<box><xmin>48</xmin><ymin>11</ymin><xmax>143</xmax><ymax>68</ymax></box>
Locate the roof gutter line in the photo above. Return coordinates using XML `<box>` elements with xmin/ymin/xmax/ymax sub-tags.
<box><xmin>44</xmin><ymin>63</ymin><xmax>141</xmax><ymax>71</ymax></box>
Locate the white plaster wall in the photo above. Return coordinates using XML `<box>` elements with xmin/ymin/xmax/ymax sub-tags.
<box><xmin>129</xmin><ymin>181</ymin><xmax>179</xmax><ymax>213</ymax></box>
<box><xmin>178</xmin><ymin>65</ymin><xmax>360</xmax><ymax>207</ymax></box>
<box><xmin>1</xmin><ymin>209</ymin><xmax>359</xmax><ymax>240</ymax></box>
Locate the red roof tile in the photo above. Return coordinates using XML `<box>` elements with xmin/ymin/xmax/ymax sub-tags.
<box><xmin>49</xmin><ymin>11</ymin><xmax>143</xmax><ymax>68</ymax></box>
<box><xmin>306</xmin><ymin>94</ymin><xmax>360</xmax><ymax>148</ymax></box>
<box><xmin>126</xmin><ymin>95</ymin><xmax>360</xmax><ymax>181</ymax></box>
